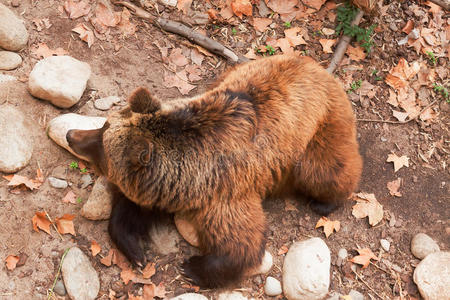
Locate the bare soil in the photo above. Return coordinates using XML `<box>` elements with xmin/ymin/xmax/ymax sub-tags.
<box><xmin>0</xmin><ymin>0</ymin><xmax>448</xmax><ymax>299</ymax></box>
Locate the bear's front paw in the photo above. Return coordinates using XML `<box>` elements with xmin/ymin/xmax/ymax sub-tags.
<box><xmin>180</xmin><ymin>256</ymin><xmax>206</xmax><ymax>287</ymax></box>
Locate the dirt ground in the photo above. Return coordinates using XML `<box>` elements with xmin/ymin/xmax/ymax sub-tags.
<box><xmin>0</xmin><ymin>0</ymin><xmax>448</xmax><ymax>299</ymax></box>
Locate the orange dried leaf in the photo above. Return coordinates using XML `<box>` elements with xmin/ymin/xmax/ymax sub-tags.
<box><xmin>91</xmin><ymin>240</ymin><xmax>101</xmax><ymax>257</ymax></box>
<box><xmin>72</xmin><ymin>23</ymin><xmax>95</xmax><ymax>48</ymax></box>
<box><xmin>346</xmin><ymin>45</ymin><xmax>366</xmax><ymax>61</ymax></box>
<box><xmin>55</xmin><ymin>214</ymin><xmax>76</xmax><ymax>236</ymax></box>
<box><xmin>303</xmin><ymin>0</ymin><xmax>327</xmax><ymax>10</ymax></box>
<box><xmin>285</xmin><ymin>27</ymin><xmax>307</xmax><ymax>46</ymax></box>
<box><xmin>402</xmin><ymin>20</ymin><xmax>414</xmax><ymax>34</ymax></box>
<box><xmin>278</xmin><ymin>245</ymin><xmax>289</xmax><ymax>255</ymax></box>
<box><xmin>100</xmin><ymin>249</ymin><xmax>114</xmax><ymax>266</ymax></box>
<box><xmin>177</xmin><ymin>0</ymin><xmax>193</xmax><ymax>14</ymax></box>
<box><xmin>4</xmin><ymin>174</ymin><xmax>41</xmax><ymax>190</ymax></box>
<box><xmin>142</xmin><ymin>262</ymin><xmax>156</xmax><ymax>279</ymax></box>
<box><xmin>252</xmin><ymin>17</ymin><xmax>272</xmax><ymax>32</ymax></box>
<box><xmin>387</xmin><ymin>178</ymin><xmax>402</xmax><ymax>197</ymax></box>
<box><xmin>168</xmin><ymin>48</ymin><xmax>189</xmax><ymax>67</ymax></box>
<box><xmin>319</xmin><ymin>39</ymin><xmax>336</xmax><ymax>54</ymax></box>
<box><xmin>118</xmin><ymin>8</ymin><xmax>136</xmax><ymax>36</ymax></box>
<box><xmin>64</xmin><ymin>0</ymin><xmax>90</xmax><ymax>19</ymax></box>
<box><xmin>231</xmin><ymin>0</ymin><xmax>253</xmax><ymax>18</ymax></box>
<box><xmin>315</xmin><ymin>216</ymin><xmax>341</xmax><ymax>238</ymax></box>
<box><xmin>120</xmin><ymin>268</ymin><xmax>136</xmax><ymax>285</ymax></box>
<box><xmin>32</xmin><ymin>212</ymin><xmax>52</xmax><ymax>235</ymax></box>
<box><xmin>386</xmin><ymin>153</ymin><xmax>409</xmax><ymax>172</ymax></box>
<box><xmin>62</xmin><ymin>191</ymin><xmax>78</xmax><ymax>204</ymax></box>
<box><xmin>350</xmin><ymin>248</ymin><xmax>379</xmax><ymax>268</ymax></box>
<box><xmin>163</xmin><ymin>70</ymin><xmax>196</xmax><ymax>95</ymax></box>
<box><xmin>392</xmin><ymin>110</ymin><xmax>409</xmax><ymax>122</ymax></box>
<box><xmin>95</xmin><ymin>2</ymin><xmax>120</xmax><ymax>27</ymax></box>
<box><xmin>5</xmin><ymin>255</ymin><xmax>19</xmax><ymax>271</ymax></box>
<box><xmin>352</xmin><ymin>192</ymin><xmax>383</xmax><ymax>226</ymax></box>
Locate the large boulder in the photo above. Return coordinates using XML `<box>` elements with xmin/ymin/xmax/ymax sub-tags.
<box><xmin>0</xmin><ymin>4</ymin><xmax>28</xmax><ymax>51</ymax></box>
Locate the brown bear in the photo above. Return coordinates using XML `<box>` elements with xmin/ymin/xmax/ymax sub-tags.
<box><xmin>66</xmin><ymin>54</ymin><xmax>362</xmax><ymax>288</ymax></box>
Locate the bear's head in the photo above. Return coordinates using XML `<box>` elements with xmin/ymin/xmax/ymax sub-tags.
<box><xmin>67</xmin><ymin>87</ymin><xmax>162</xmax><ymax>201</ymax></box>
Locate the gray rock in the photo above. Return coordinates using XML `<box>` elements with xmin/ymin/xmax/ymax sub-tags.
<box><xmin>336</xmin><ymin>248</ymin><xmax>348</xmax><ymax>267</ymax></box>
<box><xmin>0</xmin><ymin>105</ymin><xmax>33</xmax><ymax>173</ymax></box>
<box><xmin>413</xmin><ymin>251</ymin><xmax>450</xmax><ymax>300</ymax></box>
<box><xmin>349</xmin><ymin>290</ymin><xmax>364</xmax><ymax>300</ymax></box>
<box><xmin>94</xmin><ymin>96</ymin><xmax>120</xmax><ymax>111</ymax></box>
<box><xmin>171</xmin><ymin>293</ymin><xmax>208</xmax><ymax>300</ymax></box>
<box><xmin>81</xmin><ymin>176</ymin><xmax>113</xmax><ymax>220</ymax></box>
<box><xmin>380</xmin><ymin>239</ymin><xmax>390</xmax><ymax>252</ymax></box>
<box><xmin>61</xmin><ymin>247</ymin><xmax>100</xmax><ymax>300</ymax></box>
<box><xmin>47</xmin><ymin>113</ymin><xmax>106</xmax><ymax>161</ymax></box>
<box><xmin>411</xmin><ymin>233</ymin><xmax>440</xmax><ymax>260</ymax></box>
<box><xmin>282</xmin><ymin>238</ymin><xmax>330</xmax><ymax>300</ymax></box>
<box><xmin>51</xmin><ymin>165</ymin><xmax>67</xmax><ymax>180</ymax></box>
<box><xmin>0</xmin><ymin>4</ymin><xmax>28</xmax><ymax>51</ymax></box>
<box><xmin>54</xmin><ymin>279</ymin><xmax>66</xmax><ymax>296</ymax></box>
<box><xmin>29</xmin><ymin>56</ymin><xmax>91</xmax><ymax>108</ymax></box>
<box><xmin>264</xmin><ymin>276</ymin><xmax>282</xmax><ymax>296</ymax></box>
<box><xmin>48</xmin><ymin>177</ymin><xmax>68</xmax><ymax>189</ymax></box>
<box><xmin>217</xmin><ymin>291</ymin><xmax>248</xmax><ymax>300</ymax></box>
<box><xmin>0</xmin><ymin>51</ymin><xmax>22</xmax><ymax>70</ymax></box>
<box><xmin>80</xmin><ymin>174</ymin><xmax>92</xmax><ymax>188</ymax></box>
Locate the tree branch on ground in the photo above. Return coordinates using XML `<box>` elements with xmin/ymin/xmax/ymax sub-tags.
<box><xmin>113</xmin><ymin>1</ymin><xmax>249</xmax><ymax>64</ymax></box>
<box><xmin>429</xmin><ymin>0</ymin><xmax>450</xmax><ymax>11</ymax></box>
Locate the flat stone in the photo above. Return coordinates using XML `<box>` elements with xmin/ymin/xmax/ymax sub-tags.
<box><xmin>264</xmin><ymin>276</ymin><xmax>282</xmax><ymax>296</ymax></box>
<box><xmin>29</xmin><ymin>56</ymin><xmax>91</xmax><ymax>108</ymax></box>
<box><xmin>61</xmin><ymin>247</ymin><xmax>100</xmax><ymax>300</ymax></box>
<box><xmin>51</xmin><ymin>165</ymin><xmax>67</xmax><ymax>180</ymax></box>
<box><xmin>413</xmin><ymin>251</ymin><xmax>450</xmax><ymax>300</ymax></box>
<box><xmin>0</xmin><ymin>105</ymin><xmax>33</xmax><ymax>173</ymax></box>
<box><xmin>171</xmin><ymin>293</ymin><xmax>209</xmax><ymax>300</ymax></box>
<box><xmin>53</xmin><ymin>279</ymin><xmax>66</xmax><ymax>296</ymax></box>
<box><xmin>47</xmin><ymin>113</ymin><xmax>106</xmax><ymax>161</ymax></box>
<box><xmin>0</xmin><ymin>51</ymin><xmax>22</xmax><ymax>70</ymax></box>
<box><xmin>94</xmin><ymin>96</ymin><xmax>120</xmax><ymax>111</ymax></box>
<box><xmin>80</xmin><ymin>174</ymin><xmax>92</xmax><ymax>188</ymax></box>
<box><xmin>81</xmin><ymin>176</ymin><xmax>113</xmax><ymax>220</ymax></box>
<box><xmin>0</xmin><ymin>4</ymin><xmax>28</xmax><ymax>51</ymax></box>
<box><xmin>217</xmin><ymin>291</ymin><xmax>248</xmax><ymax>300</ymax></box>
<box><xmin>282</xmin><ymin>238</ymin><xmax>330</xmax><ymax>300</ymax></box>
<box><xmin>48</xmin><ymin>177</ymin><xmax>68</xmax><ymax>189</ymax></box>
<box><xmin>411</xmin><ymin>233</ymin><xmax>440</xmax><ymax>260</ymax></box>
<box><xmin>380</xmin><ymin>239</ymin><xmax>390</xmax><ymax>252</ymax></box>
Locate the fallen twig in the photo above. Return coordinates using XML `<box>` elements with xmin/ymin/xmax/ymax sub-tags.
<box><xmin>357</xmin><ymin>100</ymin><xmax>437</xmax><ymax>124</ymax></box>
<box><xmin>428</xmin><ymin>0</ymin><xmax>450</xmax><ymax>11</ymax></box>
<box><xmin>113</xmin><ymin>1</ymin><xmax>249</xmax><ymax>64</ymax></box>
<box><xmin>326</xmin><ymin>9</ymin><xmax>364</xmax><ymax>74</ymax></box>
<box><xmin>44</xmin><ymin>210</ymin><xmax>63</xmax><ymax>240</ymax></box>
<box><xmin>353</xmin><ymin>270</ymin><xmax>386</xmax><ymax>300</ymax></box>
<box><xmin>47</xmin><ymin>248</ymin><xmax>70</xmax><ymax>300</ymax></box>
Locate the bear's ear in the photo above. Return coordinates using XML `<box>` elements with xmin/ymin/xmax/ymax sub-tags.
<box><xmin>128</xmin><ymin>87</ymin><xmax>161</xmax><ymax>114</ymax></box>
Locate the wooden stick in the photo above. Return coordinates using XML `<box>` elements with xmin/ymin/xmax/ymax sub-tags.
<box><xmin>428</xmin><ymin>0</ymin><xmax>450</xmax><ymax>11</ymax></box>
<box><xmin>113</xmin><ymin>1</ymin><xmax>249</xmax><ymax>64</ymax></box>
<box><xmin>326</xmin><ymin>9</ymin><xmax>364</xmax><ymax>74</ymax></box>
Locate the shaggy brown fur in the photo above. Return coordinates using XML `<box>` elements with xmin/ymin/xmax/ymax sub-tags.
<box><xmin>67</xmin><ymin>55</ymin><xmax>362</xmax><ymax>288</ymax></box>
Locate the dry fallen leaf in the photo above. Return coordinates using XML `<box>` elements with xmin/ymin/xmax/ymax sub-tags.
<box><xmin>168</xmin><ymin>48</ymin><xmax>189</xmax><ymax>67</ymax></box>
<box><xmin>392</xmin><ymin>110</ymin><xmax>409</xmax><ymax>122</ymax></box>
<box><xmin>285</xmin><ymin>27</ymin><xmax>307</xmax><ymax>46</ymax></box>
<box><xmin>62</xmin><ymin>191</ymin><xmax>78</xmax><ymax>204</ymax></box>
<box><xmin>185</xmin><ymin>64</ymin><xmax>202</xmax><ymax>82</ymax></box>
<box><xmin>55</xmin><ymin>214</ymin><xmax>76</xmax><ymax>236</ymax></box>
<box><xmin>72</xmin><ymin>23</ymin><xmax>95</xmax><ymax>48</ymax></box>
<box><xmin>100</xmin><ymin>249</ymin><xmax>114</xmax><ymax>266</ymax></box>
<box><xmin>177</xmin><ymin>0</ymin><xmax>193</xmax><ymax>14</ymax></box>
<box><xmin>319</xmin><ymin>39</ymin><xmax>336</xmax><ymax>54</ymax></box>
<box><xmin>419</xmin><ymin>107</ymin><xmax>437</xmax><ymax>122</ymax></box>
<box><xmin>163</xmin><ymin>70</ymin><xmax>196</xmax><ymax>95</ymax></box>
<box><xmin>252</xmin><ymin>17</ymin><xmax>272</xmax><ymax>32</ymax></box>
<box><xmin>231</xmin><ymin>0</ymin><xmax>253</xmax><ymax>18</ymax></box>
<box><xmin>278</xmin><ymin>245</ymin><xmax>289</xmax><ymax>255</ymax></box>
<box><xmin>120</xmin><ymin>268</ymin><xmax>136</xmax><ymax>285</ymax></box>
<box><xmin>32</xmin><ymin>212</ymin><xmax>52</xmax><ymax>235</ymax></box>
<box><xmin>64</xmin><ymin>0</ymin><xmax>90</xmax><ymax>19</ymax></box>
<box><xmin>385</xmin><ymin>58</ymin><xmax>420</xmax><ymax>91</ymax></box>
<box><xmin>352</xmin><ymin>192</ymin><xmax>383</xmax><ymax>226</ymax></box>
<box><xmin>91</xmin><ymin>1</ymin><xmax>121</xmax><ymax>33</ymax></box>
<box><xmin>5</xmin><ymin>255</ymin><xmax>19</xmax><ymax>271</ymax></box>
<box><xmin>387</xmin><ymin>178</ymin><xmax>402</xmax><ymax>197</ymax></box>
<box><xmin>350</xmin><ymin>248</ymin><xmax>379</xmax><ymax>268</ymax></box>
<box><xmin>142</xmin><ymin>262</ymin><xmax>156</xmax><ymax>279</ymax></box>
<box><xmin>266</xmin><ymin>0</ymin><xmax>298</xmax><ymax>14</ymax></box>
<box><xmin>3</xmin><ymin>174</ymin><xmax>41</xmax><ymax>190</ymax></box>
<box><xmin>402</xmin><ymin>20</ymin><xmax>414</xmax><ymax>34</ymax></box>
<box><xmin>190</xmin><ymin>49</ymin><xmax>204</xmax><ymax>66</ymax></box>
<box><xmin>118</xmin><ymin>8</ymin><xmax>136</xmax><ymax>36</ymax></box>
<box><xmin>315</xmin><ymin>216</ymin><xmax>341</xmax><ymax>238</ymax></box>
<box><xmin>386</xmin><ymin>153</ymin><xmax>410</xmax><ymax>172</ymax></box>
<box><xmin>303</xmin><ymin>0</ymin><xmax>327</xmax><ymax>10</ymax></box>
<box><xmin>346</xmin><ymin>45</ymin><xmax>366</xmax><ymax>61</ymax></box>
<box><xmin>91</xmin><ymin>240</ymin><xmax>101</xmax><ymax>257</ymax></box>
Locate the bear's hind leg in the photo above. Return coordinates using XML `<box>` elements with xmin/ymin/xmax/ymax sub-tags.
<box><xmin>181</xmin><ymin>199</ymin><xmax>266</xmax><ymax>288</ymax></box>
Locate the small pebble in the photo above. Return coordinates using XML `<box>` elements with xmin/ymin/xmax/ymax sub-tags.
<box><xmin>48</xmin><ymin>177</ymin><xmax>68</xmax><ymax>189</ymax></box>
<box><xmin>336</xmin><ymin>248</ymin><xmax>348</xmax><ymax>267</ymax></box>
<box><xmin>0</xmin><ymin>51</ymin><xmax>22</xmax><ymax>70</ymax></box>
<box><xmin>264</xmin><ymin>276</ymin><xmax>282</xmax><ymax>296</ymax></box>
<box><xmin>411</xmin><ymin>233</ymin><xmax>440</xmax><ymax>259</ymax></box>
<box><xmin>54</xmin><ymin>279</ymin><xmax>66</xmax><ymax>296</ymax></box>
<box><xmin>349</xmin><ymin>289</ymin><xmax>364</xmax><ymax>300</ymax></box>
<box><xmin>80</xmin><ymin>174</ymin><xmax>92</xmax><ymax>188</ymax></box>
<box><xmin>380</xmin><ymin>137</ymin><xmax>387</xmax><ymax>142</ymax></box>
<box><xmin>380</xmin><ymin>239</ymin><xmax>390</xmax><ymax>252</ymax></box>
<box><xmin>94</xmin><ymin>96</ymin><xmax>120</xmax><ymax>111</ymax></box>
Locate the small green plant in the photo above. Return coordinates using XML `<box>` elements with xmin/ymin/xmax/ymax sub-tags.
<box><xmin>80</xmin><ymin>168</ymin><xmax>87</xmax><ymax>173</ymax></box>
<box><xmin>336</xmin><ymin>2</ymin><xmax>376</xmax><ymax>52</ymax></box>
<box><xmin>426</xmin><ymin>51</ymin><xmax>437</xmax><ymax>66</ymax></box>
<box><xmin>348</xmin><ymin>79</ymin><xmax>362</xmax><ymax>93</ymax></box>
<box><xmin>433</xmin><ymin>83</ymin><xmax>449</xmax><ymax>102</ymax></box>
<box><xmin>69</xmin><ymin>161</ymin><xmax>78</xmax><ymax>170</ymax></box>
<box><xmin>76</xmin><ymin>197</ymin><xmax>83</xmax><ymax>204</ymax></box>
<box><xmin>371</xmin><ymin>69</ymin><xmax>382</xmax><ymax>81</ymax></box>
<box><xmin>231</xmin><ymin>27</ymin><xmax>237</xmax><ymax>35</ymax></box>
<box><xmin>265</xmin><ymin>45</ymin><xmax>276</xmax><ymax>55</ymax></box>
<box><xmin>284</xmin><ymin>21</ymin><xmax>291</xmax><ymax>28</ymax></box>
